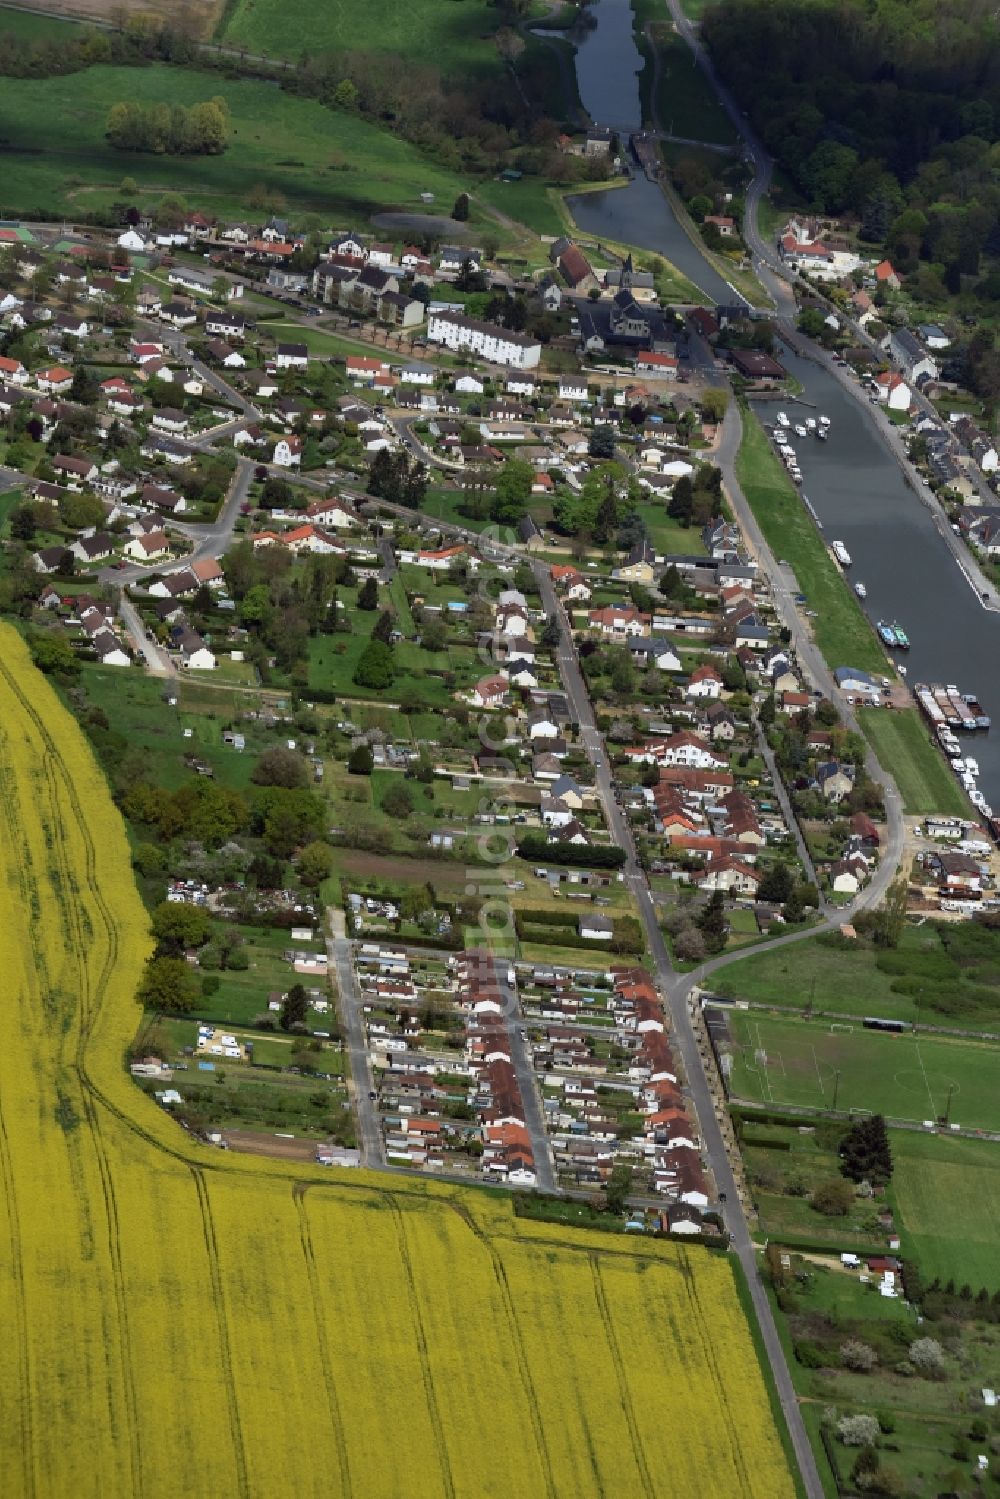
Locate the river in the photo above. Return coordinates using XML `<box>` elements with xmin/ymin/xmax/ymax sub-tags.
<box><xmin>558</xmin><ymin>0</ymin><xmax>740</xmax><ymax>306</ymax></box>
<box><xmin>759</xmin><ymin>346</ymin><xmax>1000</xmax><ymax>812</ymax></box>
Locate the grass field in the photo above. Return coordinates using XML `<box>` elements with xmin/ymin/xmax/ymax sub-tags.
<box><xmin>727</xmin><ymin>1010</ymin><xmax>1000</xmax><ymax>1129</ymax></box>
<box><xmin>220</xmin><ymin>0</ymin><xmax>498</xmax><ymax>73</ymax></box>
<box><xmin>0</xmin><ymin>621</ymin><xmax>795</xmax><ymax>1498</ymax></box>
<box><xmin>890</xmin><ymin>1130</ymin><xmax>1000</xmax><ymax>1291</ymax></box>
<box><xmin>856</xmin><ymin>707</ymin><xmax>967</xmax><ymax>818</ymax></box>
<box><xmin>646</xmin><ymin>27</ymin><xmax>737</xmax><ymax>146</ymax></box>
<box><xmin>0</xmin><ymin>64</ymin><xmax>472</xmax><ymax>222</ymax></box>
<box><xmin>713</xmin><ymin>920</ymin><xmax>1000</xmax><ymax>1032</ymax></box>
<box><xmin>735</xmin><ymin>408</ymin><xmax>887</xmax><ymax>674</ymax></box>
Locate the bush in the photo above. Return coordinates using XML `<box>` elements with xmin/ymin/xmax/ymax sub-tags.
<box><xmin>794</xmin><ymin>1340</ymin><xmax>828</xmax><ymax>1368</ymax></box>
<box><xmin>840</xmin><ymin>1340</ymin><xmax>878</xmax><ymax>1372</ymax></box>
<box><xmin>909</xmin><ymin>1337</ymin><xmax>945</xmax><ymax>1375</ymax></box>
<box><xmin>811</xmin><ymin>1178</ymin><xmax>855</xmax><ymax>1216</ymax></box>
<box><xmin>837</xmin><ymin>1414</ymin><xmax>880</xmax><ymax>1448</ymax></box>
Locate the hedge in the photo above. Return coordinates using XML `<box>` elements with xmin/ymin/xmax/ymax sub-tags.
<box><xmin>516</xmin><ymin>835</ymin><xmax>626</xmax><ymax>869</ymax></box>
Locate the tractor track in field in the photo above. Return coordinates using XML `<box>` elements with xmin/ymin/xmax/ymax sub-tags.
<box><xmin>381</xmin><ymin>1193</ymin><xmax>457</xmax><ymax>1499</ymax></box>
<box><xmin>445</xmin><ymin>1199</ymin><xmax>560</xmax><ymax>1499</ymax></box>
<box><xmin>8</xmin><ymin>658</ymin><xmax>146</xmax><ymax>1496</ymax></box>
<box><xmin>678</xmin><ymin>1252</ymin><xmax>756</xmax><ymax>1497</ymax></box>
<box><xmin>589</xmin><ymin>1255</ymin><xmax>655</xmax><ymax>1499</ymax></box>
<box><xmin>293</xmin><ymin>1186</ymin><xmax>353</xmax><ymax>1499</ymax></box>
<box><xmin>192</xmin><ymin>1170</ymin><xmax>251</xmax><ymax>1498</ymax></box>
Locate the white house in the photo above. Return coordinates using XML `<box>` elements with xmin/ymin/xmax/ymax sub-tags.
<box><xmin>874</xmin><ymin>372</ymin><xmax>912</xmax><ymax>411</ymax></box>
<box><xmin>272</xmin><ymin>436</ymin><xmax>303</xmax><ymax>467</ymax></box>
<box><xmin>117</xmin><ymin>229</ymin><xmax>147</xmax><ymax>253</ymax></box>
<box><xmin>558</xmin><ymin>377</ymin><xmax>589</xmax><ymax>403</ymax></box>
<box><xmin>427</xmin><ymin>312</ymin><xmax>540</xmax><ymax>370</ymax></box>
<box><xmin>455</xmin><ymin>374</ymin><xmax>485</xmax><ymax>394</ymax></box>
<box><xmin>686</xmin><ymin>664</ymin><xmax>723</xmax><ymax>699</ymax></box>
<box><xmin>275</xmin><ymin>342</ymin><xmax>308</xmax><ymax>370</ymax></box>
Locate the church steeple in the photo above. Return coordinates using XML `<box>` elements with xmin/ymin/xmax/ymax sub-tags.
<box><xmin>621</xmin><ymin>253</ymin><xmax>633</xmax><ymax>291</ymax></box>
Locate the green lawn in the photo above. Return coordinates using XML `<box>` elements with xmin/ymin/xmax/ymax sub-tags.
<box><xmin>856</xmin><ymin>707</ymin><xmax>967</xmax><ymax>818</ymax></box>
<box><xmin>0</xmin><ymin>63</ymin><xmax>471</xmax><ymax>221</ymax></box>
<box><xmin>635</xmin><ymin>498</ymin><xmax>707</xmax><ymax>556</ymax></box>
<box><xmin>735</xmin><ymin>407</ymin><xmax>887</xmax><ymax>673</ymax></box>
<box><xmin>476</xmin><ymin>179</ymin><xmax>570</xmax><ymax>240</ymax></box>
<box><xmin>727</xmin><ymin>1009</ymin><xmax>1000</xmax><ymax>1129</ymax></box>
<box><xmin>891</xmin><ymin>1129</ymin><xmax>1000</xmax><ymax>1291</ymax></box>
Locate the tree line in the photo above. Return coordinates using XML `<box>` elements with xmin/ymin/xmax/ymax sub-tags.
<box><xmin>106</xmin><ymin>96</ymin><xmax>229</xmax><ymax>155</ymax></box>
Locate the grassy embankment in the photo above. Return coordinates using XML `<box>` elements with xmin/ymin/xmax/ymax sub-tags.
<box><xmin>735</xmin><ymin>409</ymin><xmax>965</xmax><ymax>815</ymax></box>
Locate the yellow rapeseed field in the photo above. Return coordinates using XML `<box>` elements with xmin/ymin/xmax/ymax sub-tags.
<box><xmin>0</xmin><ymin>623</ymin><xmax>796</xmax><ymax>1498</ymax></box>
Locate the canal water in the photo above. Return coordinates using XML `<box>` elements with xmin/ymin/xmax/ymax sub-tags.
<box><xmin>560</xmin><ymin>0</ymin><xmax>740</xmax><ymax>306</ymax></box>
<box><xmin>759</xmin><ymin>344</ymin><xmax>1000</xmax><ymax>812</ymax></box>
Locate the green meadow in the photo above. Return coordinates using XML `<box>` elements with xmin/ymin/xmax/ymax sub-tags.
<box><xmin>0</xmin><ymin>63</ymin><xmax>471</xmax><ymax>221</ymax></box>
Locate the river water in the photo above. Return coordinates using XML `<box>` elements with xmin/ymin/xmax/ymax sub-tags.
<box><xmin>559</xmin><ymin>0</ymin><xmax>739</xmax><ymax>306</ymax></box>
<box><xmin>759</xmin><ymin>345</ymin><xmax>1000</xmax><ymax>811</ymax></box>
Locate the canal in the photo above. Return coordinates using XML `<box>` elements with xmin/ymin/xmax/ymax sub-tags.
<box><xmin>560</xmin><ymin>0</ymin><xmax>740</xmax><ymax>307</ymax></box>
<box><xmin>760</xmin><ymin>345</ymin><xmax>1000</xmax><ymax>812</ymax></box>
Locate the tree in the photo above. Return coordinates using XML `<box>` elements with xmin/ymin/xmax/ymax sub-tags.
<box><xmin>667</xmin><ymin>475</ymin><xmax>694</xmax><ymax>525</ymax></box>
<box><xmin>491</xmin><ymin>458</ymin><xmax>532</xmax><ymax>525</ymax></box>
<box><xmin>605</xmin><ymin>1162</ymin><xmax>633</xmax><ymax>1214</ymax></box>
<box><xmin>836</xmin><ymin>1414</ymin><xmax>880</xmax><ymax>1448</ymax></box>
<box><xmin>589</xmin><ymin>426</ymin><xmax>616</xmax><ymax>460</ymax></box>
<box><xmin>348</xmin><ymin>744</ymin><xmax>374</xmax><ymax>775</ymax></box>
<box><xmin>371</xmin><ymin>610</ymin><xmax>395</xmax><ymax>646</ymax></box>
<box><xmin>137</xmin><ymin>955</ymin><xmax>199</xmax><ymax>1014</ymax></box>
<box><xmin>382</xmin><ymin>780</ymin><xmax>414</xmax><ymax>819</ymax></box>
<box><xmin>10</xmin><ymin>503</ymin><xmax>37</xmax><ymax>541</ymax></box>
<box><xmin>840</xmin><ymin>1114</ymin><xmax>893</xmax><ymax>1185</ymax></box>
<box><xmin>658</xmin><ymin>564</ymin><xmax>684</xmax><ymax>599</ymax></box>
<box><xmin>357</xmin><ymin>577</ymin><xmax>379</xmax><ymax>610</ymax></box>
<box><xmin>758</xmin><ymin>691</ymin><xmax>776</xmax><ymax>727</ymax></box>
<box><xmin>908</xmin><ymin>1338</ymin><xmax>945</xmax><ymax>1376</ymax></box>
<box><xmin>297</xmin><ymin>840</ymin><xmax>333</xmax><ymax>888</ymax></box>
<box><xmin>29</xmin><ymin>632</ymin><xmax>79</xmax><ymax>679</ymax></box>
<box><xmin>811</xmin><ymin>1178</ymin><xmax>855</xmax><ymax>1216</ymax></box>
<box><xmin>697</xmin><ymin>889</ymin><xmax>727</xmax><ymax>949</ymax></box>
<box><xmin>452</xmin><ymin>192</ymin><xmax>470</xmax><ymax>222</ymax></box>
<box><xmin>280</xmin><ymin>982</ymin><xmax>308</xmax><ymax>1032</ymax></box>
<box><xmin>420</xmin><ymin>617</ymin><xmax>447</xmax><ymax>652</ymax></box>
<box><xmin>673</xmin><ymin>924</ymin><xmax>706</xmax><ymax>962</ymax></box>
<box><xmin>700</xmin><ymin>388</ymin><xmax>728</xmax><ymax>423</ymax></box>
<box><xmin>840</xmin><ymin>1340</ymin><xmax>878</xmax><ymax>1372</ymax></box>
<box><xmin>251</xmin><ymin>746</ymin><xmax>310</xmax><ymax>789</ymax></box>
<box><xmin>758</xmin><ymin>862</ymin><xmax>793</xmax><ymax>904</ymax></box>
<box><xmin>353</xmin><ymin>639</ymin><xmax>394</xmax><ymax>689</ymax></box>
<box><xmin>150</xmin><ymin>900</ymin><xmax>212</xmax><ymax>952</ymax></box>
<box><xmin>871</xmin><ymin>879</ymin><xmax>907</xmax><ymax>949</ymax></box>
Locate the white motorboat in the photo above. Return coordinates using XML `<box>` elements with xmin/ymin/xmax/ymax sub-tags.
<box><xmin>777</xmin><ymin>411</ymin><xmax>790</xmax><ymax>427</ymax></box>
<box><xmin>966</xmin><ymin>757</ymin><xmax>980</xmax><ymax>776</ymax></box>
<box><xmin>794</xmin><ymin>424</ymin><xmax>808</xmax><ymax>437</ymax></box>
<box><xmin>806</xmin><ymin>417</ymin><xmax>817</xmax><ymax>431</ymax></box>
<box><xmin>855</xmin><ymin>582</ymin><xmax>867</xmax><ymax>598</ymax></box>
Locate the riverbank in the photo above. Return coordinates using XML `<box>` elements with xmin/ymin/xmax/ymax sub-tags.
<box><xmin>734</xmin><ymin>407</ymin><xmax>885</xmax><ymax>671</ymax></box>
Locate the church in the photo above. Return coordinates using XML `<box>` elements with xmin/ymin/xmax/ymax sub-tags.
<box><xmin>575</xmin><ymin>256</ymin><xmax>677</xmax><ymax>355</ymax></box>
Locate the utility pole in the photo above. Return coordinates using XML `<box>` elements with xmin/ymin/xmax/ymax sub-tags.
<box><xmin>943</xmin><ymin>1082</ymin><xmax>956</xmax><ymax>1126</ymax></box>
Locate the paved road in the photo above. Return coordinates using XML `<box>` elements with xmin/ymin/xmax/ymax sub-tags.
<box><xmin>500</xmin><ymin>971</ymin><xmax>559</xmax><ymax>1192</ymax></box>
<box><xmin>325</xmin><ymin>909</ymin><xmax>384</xmax><ymax>1168</ymax></box>
<box><xmin>100</xmin><ymin>457</ymin><xmax>254</xmax><ymax>587</ymax></box>
<box><xmin>118</xmin><ymin>592</ymin><xmax>175</xmax><ymax>675</ymax></box>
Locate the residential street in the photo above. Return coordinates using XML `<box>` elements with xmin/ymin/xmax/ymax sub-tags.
<box><xmin>325</xmin><ymin>908</ymin><xmax>384</xmax><ymax>1169</ymax></box>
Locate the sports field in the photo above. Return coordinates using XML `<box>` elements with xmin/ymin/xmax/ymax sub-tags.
<box><xmin>891</xmin><ymin>1130</ymin><xmax>1000</xmax><ymax>1292</ymax></box>
<box><xmin>726</xmin><ymin>1011</ymin><xmax>1000</xmax><ymax>1130</ymax></box>
<box><xmin>0</xmin><ymin>623</ymin><xmax>794</xmax><ymax>1499</ymax></box>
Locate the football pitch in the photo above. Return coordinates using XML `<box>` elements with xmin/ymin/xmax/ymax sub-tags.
<box><xmin>726</xmin><ymin>1012</ymin><xmax>1000</xmax><ymax>1131</ymax></box>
